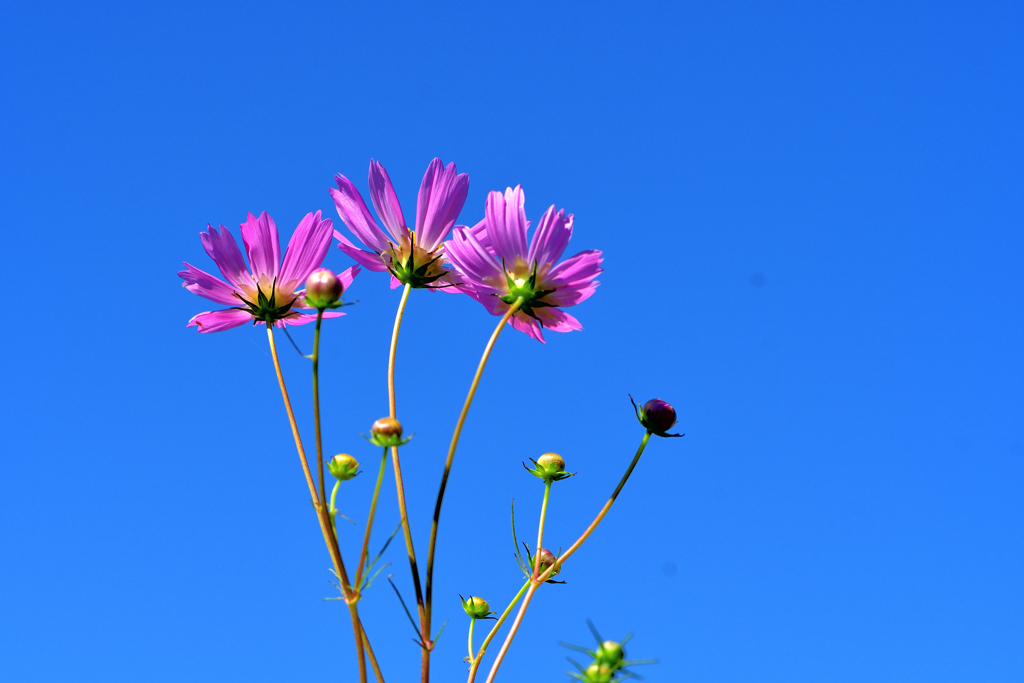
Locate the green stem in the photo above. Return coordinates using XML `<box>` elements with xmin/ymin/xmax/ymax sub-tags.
<box><xmin>468</xmin><ymin>617</ymin><xmax>477</xmax><ymax>663</ymax></box>
<box><xmin>466</xmin><ymin>580</ymin><xmax>530</xmax><ymax>683</ymax></box>
<box><xmin>355</xmin><ymin>447</ymin><xmax>389</xmax><ymax>589</ymax></box>
<box><xmin>483</xmin><ymin>431</ymin><xmax>655</xmax><ymax>683</ymax></box>
<box><xmin>312</xmin><ymin>310</ymin><xmax>327</xmax><ymax>512</ymax></box>
<box><xmin>533</xmin><ymin>481</ymin><xmax>552</xmax><ymax>580</ymax></box>
<box><xmin>425</xmin><ymin>299</ymin><xmax>524</xmax><ymax>651</ymax></box>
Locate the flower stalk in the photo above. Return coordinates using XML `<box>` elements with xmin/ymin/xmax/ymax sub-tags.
<box><xmin>266</xmin><ymin>325</ymin><xmax>384</xmax><ymax>683</ymax></box>
<box><xmin>424</xmin><ymin>297</ymin><xmax>525</xmax><ymax>666</ymax></box>
<box><xmin>483</xmin><ymin>430</ymin><xmax>654</xmax><ymax>683</ymax></box>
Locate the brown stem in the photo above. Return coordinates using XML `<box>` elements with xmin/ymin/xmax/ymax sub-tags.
<box><xmin>267</xmin><ymin>324</ymin><xmax>384</xmax><ymax>683</ymax></box>
<box><xmin>384</xmin><ymin>284</ymin><xmax>430</xmax><ymax>676</ymax></box>
<box><xmin>424</xmin><ymin>299</ymin><xmax>524</xmax><ymax>655</ymax></box>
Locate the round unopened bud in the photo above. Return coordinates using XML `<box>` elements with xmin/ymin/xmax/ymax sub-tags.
<box><xmin>596</xmin><ymin>640</ymin><xmax>624</xmax><ymax>666</ymax></box>
<box><xmin>536</xmin><ymin>452</ymin><xmax>565</xmax><ymax>476</ymax></box>
<box><xmin>328</xmin><ymin>453</ymin><xmax>359</xmax><ymax>481</ymax></box>
<box><xmin>462</xmin><ymin>596</ymin><xmax>490</xmax><ymax>619</ymax></box>
<box><xmin>371</xmin><ymin>417</ymin><xmax>403</xmax><ymax>439</ymax></box>
<box><xmin>536</xmin><ymin>548</ymin><xmax>558</xmax><ymax>576</ymax></box>
<box><xmin>584</xmin><ymin>663</ymin><xmax>613</xmax><ymax>683</ymax></box>
<box><xmin>304</xmin><ymin>268</ymin><xmax>343</xmax><ymax>309</ymax></box>
<box><xmin>642</xmin><ymin>398</ymin><xmax>677</xmax><ymax>434</ymax></box>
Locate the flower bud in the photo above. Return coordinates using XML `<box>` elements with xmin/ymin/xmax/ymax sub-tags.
<box><xmin>596</xmin><ymin>640</ymin><xmax>624</xmax><ymax>667</ymax></box>
<box><xmin>460</xmin><ymin>595</ymin><xmax>492</xmax><ymax>619</ymax></box>
<box><xmin>525</xmin><ymin>452</ymin><xmax>573</xmax><ymax>482</ymax></box>
<box><xmin>583</xmin><ymin>662</ymin><xmax>613</xmax><ymax>683</ymax></box>
<box><xmin>536</xmin><ymin>452</ymin><xmax>565</xmax><ymax>475</ymax></box>
<box><xmin>536</xmin><ymin>548</ymin><xmax>558</xmax><ymax>575</ymax></box>
<box><xmin>364</xmin><ymin>417</ymin><xmax>403</xmax><ymax>448</ymax></box>
<box><xmin>304</xmin><ymin>268</ymin><xmax>343</xmax><ymax>309</ymax></box>
<box><xmin>631</xmin><ymin>395</ymin><xmax>683</xmax><ymax>437</ymax></box>
<box><xmin>327</xmin><ymin>453</ymin><xmax>359</xmax><ymax>481</ymax></box>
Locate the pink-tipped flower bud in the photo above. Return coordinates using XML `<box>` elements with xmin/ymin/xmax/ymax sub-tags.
<box><xmin>536</xmin><ymin>548</ymin><xmax>558</xmax><ymax>576</ymax></box>
<box><xmin>304</xmin><ymin>268</ymin><xmax>343</xmax><ymax>309</ymax></box>
<box><xmin>369</xmin><ymin>416</ymin><xmax>406</xmax><ymax>448</ymax></box>
<box><xmin>596</xmin><ymin>640</ymin><xmax>624</xmax><ymax>667</ymax></box>
<box><xmin>328</xmin><ymin>453</ymin><xmax>359</xmax><ymax>481</ymax></box>
<box><xmin>460</xmin><ymin>596</ymin><xmax>492</xmax><ymax>619</ymax></box>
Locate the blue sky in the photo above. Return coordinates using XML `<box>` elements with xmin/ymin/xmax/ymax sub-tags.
<box><xmin>1</xmin><ymin>1</ymin><xmax>1021</xmax><ymax>681</ymax></box>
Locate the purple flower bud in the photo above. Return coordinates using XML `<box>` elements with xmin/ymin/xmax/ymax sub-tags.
<box><xmin>640</xmin><ymin>398</ymin><xmax>677</xmax><ymax>435</ymax></box>
<box><xmin>304</xmin><ymin>268</ymin><xmax>343</xmax><ymax>309</ymax></box>
<box><xmin>328</xmin><ymin>453</ymin><xmax>359</xmax><ymax>481</ymax></box>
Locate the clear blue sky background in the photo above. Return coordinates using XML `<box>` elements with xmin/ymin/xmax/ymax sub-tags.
<box><xmin>1</xmin><ymin>1</ymin><xmax>1021</xmax><ymax>681</ymax></box>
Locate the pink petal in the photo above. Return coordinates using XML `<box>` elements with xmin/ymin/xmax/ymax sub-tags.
<box><xmin>527</xmin><ymin>207</ymin><xmax>573</xmax><ymax>268</ymax></box>
<box><xmin>547</xmin><ymin>249</ymin><xmax>603</xmax><ymax>287</ymax></box>
<box><xmin>240</xmin><ymin>212</ymin><xmax>281</xmax><ymax>282</ymax></box>
<box><xmin>416</xmin><ymin>158</ymin><xmax>469</xmax><ymax>251</ymax></box>
<box><xmin>281</xmin><ymin>311</ymin><xmax>346</xmax><ymax>326</ymax></box>
<box><xmin>445</xmin><ymin>225</ymin><xmax>504</xmax><ymax>288</ymax></box>
<box><xmin>510</xmin><ymin>311</ymin><xmax>546</xmax><ymax>342</ymax></box>
<box><xmin>279</xmin><ymin>212</ymin><xmax>333</xmax><ymax>287</ymax></box>
<box><xmin>337</xmin><ymin>264</ymin><xmax>361</xmax><ymax>292</ymax></box>
<box><xmin>486</xmin><ymin>186</ymin><xmax>529</xmax><ymax>264</ymax></box>
<box><xmin>187</xmin><ymin>308</ymin><xmax>252</xmax><ymax>333</ymax></box>
<box><xmin>199</xmin><ymin>224</ymin><xmax>249</xmax><ymax>287</ymax></box>
<box><xmin>335</xmin><ymin>231</ymin><xmax>389</xmax><ymax>272</ymax></box>
<box><xmin>534</xmin><ymin>307</ymin><xmax>583</xmax><ymax>333</ymax></box>
<box><xmin>179</xmin><ymin>263</ymin><xmax>241</xmax><ymax>305</ymax></box>
<box><xmin>331</xmin><ymin>175</ymin><xmax>390</xmax><ymax>252</ymax></box>
<box><xmin>368</xmin><ymin>160</ymin><xmax>409</xmax><ymax>243</ymax></box>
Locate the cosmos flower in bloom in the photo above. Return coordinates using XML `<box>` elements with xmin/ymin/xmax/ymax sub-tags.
<box><xmin>444</xmin><ymin>186</ymin><xmax>602</xmax><ymax>342</ymax></box>
<box><xmin>179</xmin><ymin>211</ymin><xmax>359</xmax><ymax>332</ymax></box>
<box><xmin>331</xmin><ymin>158</ymin><xmax>469</xmax><ymax>289</ymax></box>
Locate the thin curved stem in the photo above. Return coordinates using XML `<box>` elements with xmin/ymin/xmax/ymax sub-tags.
<box><xmin>355</xmin><ymin>447</ymin><xmax>389</xmax><ymax>588</ymax></box>
<box><xmin>468</xmin><ymin>617</ymin><xmax>477</xmax><ymax>663</ymax></box>
<box><xmin>425</xmin><ymin>299</ymin><xmax>524</xmax><ymax>644</ymax></box>
<box><xmin>466</xmin><ymin>580</ymin><xmax>530</xmax><ymax>683</ymax></box>
<box><xmin>483</xmin><ymin>430</ymin><xmax>654</xmax><ymax>683</ymax></box>
<box><xmin>385</xmin><ymin>285</ymin><xmax>429</xmax><ymax>679</ymax></box>
<box><xmin>266</xmin><ymin>324</ymin><xmax>383</xmax><ymax>683</ymax></box>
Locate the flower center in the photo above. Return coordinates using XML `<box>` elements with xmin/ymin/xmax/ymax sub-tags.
<box><xmin>385</xmin><ymin>234</ymin><xmax>449</xmax><ymax>288</ymax></box>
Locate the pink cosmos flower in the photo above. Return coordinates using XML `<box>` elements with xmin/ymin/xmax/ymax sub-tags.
<box><xmin>331</xmin><ymin>158</ymin><xmax>469</xmax><ymax>289</ymax></box>
<box><xmin>179</xmin><ymin>211</ymin><xmax>359</xmax><ymax>333</ymax></box>
<box><xmin>444</xmin><ymin>186</ymin><xmax>602</xmax><ymax>343</ymax></box>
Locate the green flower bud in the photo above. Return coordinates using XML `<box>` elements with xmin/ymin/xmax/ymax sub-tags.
<box><xmin>304</xmin><ymin>268</ymin><xmax>343</xmax><ymax>309</ymax></box>
<box><xmin>596</xmin><ymin>640</ymin><xmax>624</xmax><ymax>667</ymax></box>
<box><xmin>369</xmin><ymin>417</ymin><xmax>409</xmax><ymax>448</ymax></box>
<box><xmin>537</xmin><ymin>452</ymin><xmax>564</xmax><ymax>474</ymax></box>
<box><xmin>460</xmin><ymin>595</ymin><xmax>493</xmax><ymax>619</ymax></box>
<box><xmin>583</xmin><ymin>662</ymin><xmax>614</xmax><ymax>683</ymax></box>
<box><xmin>327</xmin><ymin>453</ymin><xmax>359</xmax><ymax>481</ymax></box>
<box><xmin>524</xmin><ymin>452</ymin><xmax>574</xmax><ymax>482</ymax></box>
